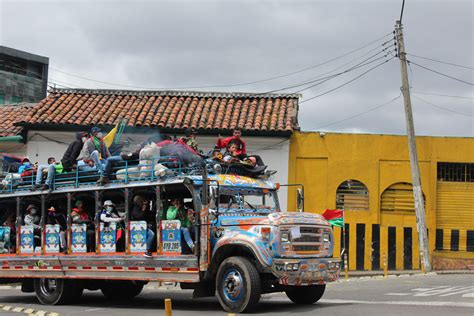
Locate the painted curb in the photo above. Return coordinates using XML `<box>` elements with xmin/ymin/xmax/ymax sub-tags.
<box><xmin>0</xmin><ymin>304</ymin><xmax>59</xmax><ymax>316</ymax></box>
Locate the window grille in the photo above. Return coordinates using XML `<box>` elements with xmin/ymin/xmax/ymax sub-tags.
<box><xmin>336</xmin><ymin>180</ymin><xmax>369</xmax><ymax>211</ymax></box>
<box><xmin>437</xmin><ymin>162</ymin><xmax>473</xmax><ymax>182</ymax></box>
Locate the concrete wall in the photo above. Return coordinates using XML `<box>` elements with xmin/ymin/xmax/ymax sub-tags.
<box><xmin>288</xmin><ymin>131</ymin><xmax>474</xmax><ymax>270</ymax></box>
<box><xmin>24</xmin><ymin>130</ymin><xmax>290</xmax><ymax>210</ymax></box>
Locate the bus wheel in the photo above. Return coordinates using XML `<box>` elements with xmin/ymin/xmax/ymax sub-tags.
<box><xmin>34</xmin><ymin>278</ymin><xmax>77</xmax><ymax>305</ymax></box>
<box><xmin>285</xmin><ymin>284</ymin><xmax>326</xmax><ymax>304</ymax></box>
<box><xmin>101</xmin><ymin>281</ymin><xmax>144</xmax><ymax>300</ymax></box>
<box><xmin>216</xmin><ymin>256</ymin><xmax>261</xmax><ymax>313</ymax></box>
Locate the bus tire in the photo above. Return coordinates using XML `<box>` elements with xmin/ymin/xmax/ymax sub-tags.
<box><xmin>100</xmin><ymin>281</ymin><xmax>144</xmax><ymax>300</ymax></box>
<box><xmin>34</xmin><ymin>278</ymin><xmax>76</xmax><ymax>305</ymax></box>
<box><xmin>216</xmin><ymin>256</ymin><xmax>261</xmax><ymax>313</ymax></box>
<box><xmin>285</xmin><ymin>284</ymin><xmax>326</xmax><ymax>304</ymax></box>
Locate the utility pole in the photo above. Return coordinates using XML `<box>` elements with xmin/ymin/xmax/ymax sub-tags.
<box><xmin>395</xmin><ymin>20</ymin><xmax>431</xmax><ymax>272</ymax></box>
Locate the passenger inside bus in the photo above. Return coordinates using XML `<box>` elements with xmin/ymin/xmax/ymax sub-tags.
<box><xmin>71</xmin><ymin>200</ymin><xmax>95</xmax><ymax>252</ymax></box>
<box><xmin>45</xmin><ymin>206</ymin><xmax>67</xmax><ymax>253</ymax></box>
<box><xmin>23</xmin><ymin>204</ymin><xmax>41</xmax><ymax>247</ymax></box>
<box><xmin>165</xmin><ymin>198</ymin><xmax>195</xmax><ymax>253</ymax></box>
<box><xmin>1</xmin><ymin>211</ymin><xmax>15</xmax><ymax>253</ymax></box>
<box><xmin>99</xmin><ymin>200</ymin><xmax>125</xmax><ymax>252</ymax></box>
<box><xmin>130</xmin><ymin>195</ymin><xmax>156</xmax><ymax>258</ymax></box>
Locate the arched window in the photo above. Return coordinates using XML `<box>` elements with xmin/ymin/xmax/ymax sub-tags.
<box><xmin>380</xmin><ymin>182</ymin><xmax>425</xmax><ymax>213</ymax></box>
<box><xmin>336</xmin><ymin>180</ymin><xmax>369</xmax><ymax>211</ymax></box>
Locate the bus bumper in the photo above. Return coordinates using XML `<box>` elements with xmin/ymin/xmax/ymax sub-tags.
<box><xmin>271</xmin><ymin>257</ymin><xmax>341</xmax><ymax>286</ymax></box>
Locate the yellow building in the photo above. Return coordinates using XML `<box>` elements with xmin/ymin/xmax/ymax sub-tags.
<box><xmin>287</xmin><ymin>132</ymin><xmax>474</xmax><ymax>271</ymax></box>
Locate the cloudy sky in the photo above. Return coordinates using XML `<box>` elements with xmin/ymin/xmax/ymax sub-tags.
<box><xmin>1</xmin><ymin>0</ymin><xmax>472</xmax><ymax>136</ymax></box>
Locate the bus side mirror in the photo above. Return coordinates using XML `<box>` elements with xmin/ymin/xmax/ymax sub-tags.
<box><xmin>297</xmin><ymin>188</ymin><xmax>304</xmax><ymax>213</ymax></box>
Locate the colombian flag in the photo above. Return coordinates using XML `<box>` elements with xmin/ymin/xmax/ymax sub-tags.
<box><xmin>321</xmin><ymin>209</ymin><xmax>344</xmax><ymax>228</ymax></box>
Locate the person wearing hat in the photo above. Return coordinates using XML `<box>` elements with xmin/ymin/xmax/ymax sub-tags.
<box><xmin>46</xmin><ymin>206</ymin><xmax>67</xmax><ymax>251</ymax></box>
<box><xmin>24</xmin><ymin>204</ymin><xmax>41</xmax><ymax>247</ymax></box>
<box><xmin>79</xmin><ymin>127</ymin><xmax>111</xmax><ymax>174</ymax></box>
<box><xmin>179</xmin><ymin>127</ymin><xmax>203</xmax><ymax>155</ymax></box>
<box><xmin>99</xmin><ymin>200</ymin><xmax>125</xmax><ymax>251</ymax></box>
<box><xmin>18</xmin><ymin>157</ymin><xmax>35</xmax><ymax>175</ymax></box>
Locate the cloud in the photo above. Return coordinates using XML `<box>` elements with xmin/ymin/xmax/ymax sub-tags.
<box><xmin>1</xmin><ymin>0</ymin><xmax>472</xmax><ymax>136</ymax></box>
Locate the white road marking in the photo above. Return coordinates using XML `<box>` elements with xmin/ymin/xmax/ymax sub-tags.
<box><xmin>320</xmin><ymin>299</ymin><xmax>474</xmax><ymax>308</ymax></box>
<box><xmin>386</xmin><ymin>286</ymin><xmax>474</xmax><ymax>298</ymax></box>
<box><xmin>463</xmin><ymin>293</ymin><xmax>474</xmax><ymax>298</ymax></box>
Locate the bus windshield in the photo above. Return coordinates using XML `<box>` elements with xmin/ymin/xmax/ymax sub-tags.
<box><xmin>211</xmin><ymin>187</ymin><xmax>280</xmax><ymax>213</ymax></box>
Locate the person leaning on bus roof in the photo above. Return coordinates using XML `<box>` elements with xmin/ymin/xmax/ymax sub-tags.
<box><xmin>166</xmin><ymin>198</ymin><xmax>195</xmax><ymax>253</ymax></box>
<box><xmin>79</xmin><ymin>127</ymin><xmax>110</xmax><ymax>174</ymax></box>
<box><xmin>130</xmin><ymin>195</ymin><xmax>156</xmax><ymax>258</ymax></box>
<box><xmin>61</xmin><ymin>131</ymin><xmax>89</xmax><ymax>172</ymax></box>
<box><xmin>71</xmin><ymin>200</ymin><xmax>95</xmax><ymax>252</ymax></box>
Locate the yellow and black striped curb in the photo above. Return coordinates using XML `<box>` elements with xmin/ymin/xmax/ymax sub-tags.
<box><xmin>0</xmin><ymin>304</ymin><xmax>59</xmax><ymax>316</ymax></box>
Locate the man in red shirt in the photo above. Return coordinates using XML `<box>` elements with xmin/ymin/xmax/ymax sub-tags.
<box><xmin>216</xmin><ymin>127</ymin><xmax>247</xmax><ymax>159</ymax></box>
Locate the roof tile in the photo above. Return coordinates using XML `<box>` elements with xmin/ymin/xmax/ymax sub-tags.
<box><xmin>19</xmin><ymin>89</ymin><xmax>299</xmax><ymax>133</ymax></box>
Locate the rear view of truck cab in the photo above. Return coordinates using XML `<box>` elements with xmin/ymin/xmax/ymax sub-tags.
<box><xmin>204</xmin><ymin>177</ymin><xmax>341</xmax><ymax>313</ymax></box>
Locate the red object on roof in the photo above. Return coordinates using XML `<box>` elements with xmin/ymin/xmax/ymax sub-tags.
<box><xmin>19</xmin><ymin>89</ymin><xmax>299</xmax><ymax>133</ymax></box>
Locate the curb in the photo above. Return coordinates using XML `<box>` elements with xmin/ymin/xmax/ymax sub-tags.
<box><xmin>0</xmin><ymin>304</ymin><xmax>59</xmax><ymax>316</ymax></box>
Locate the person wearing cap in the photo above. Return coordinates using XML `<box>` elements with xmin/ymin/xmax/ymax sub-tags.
<box><xmin>99</xmin><ymin>200</ymin><xmax>125</xmax><ymax>251</ymax></box>
<box><xmin>180</xmin><ymin>128</ymin><xmax>203</xmax><ymax>155</ymax></box>
<box><xmin>18</xmin><ymin>157</ymin><xmax>35</xmax><ymax>175</ymax></box>
<box><xmin>24</xmin><ymin>204</ymin><xmax>41</xmax><ymax>247</ymax></box>
<box><xmin>46</xmin><ymin>206</ymin><xmax>67</xmax><ymax>252</ymax></box>
<box><xmin>79</xmin><ymin>127</ymin><xmax>111</xmax><ymax>174</ymax></box>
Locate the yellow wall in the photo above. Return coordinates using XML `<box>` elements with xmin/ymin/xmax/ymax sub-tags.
<box><xmin>288</xmin><ymin>132</ymin><xmax>474</xmax><ymax>270</ymax></box>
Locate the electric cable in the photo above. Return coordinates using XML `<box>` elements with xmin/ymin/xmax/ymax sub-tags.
<box><xmin>408</xmin><ymin>60</ymin><xmax>474</xmax><ymax>86</ymax></box>
<box><xmin>407</xmin><ymin>54</ymin><xmax>474</xmax><ymax>70</ymax></box>
<box><xmin>411</xmin><ymin>91</ymin><xmax>474</xmax><ymax>100</ymax></box>
<box><xmin>45</xmin><ymin>32</ymin><xmax>394</xmax><ymax>90</ymax></box>
<box><xmin>412</xmin><ymin>95</ymin><xmax>473</xmax><ymax>117</ymax></box>
<box><xmin>307</xmin><ymin>94</ymin><xmax>402</xmax><ymax>131</ymax></box>
<box><xmin>300</xmin><ymin>57</ymin><xmax>394</xmax><ymax>104</ymax></box>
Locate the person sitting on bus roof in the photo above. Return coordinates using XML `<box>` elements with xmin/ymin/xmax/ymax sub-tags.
<box><xmin>130</xmin><ymin>195</ymin><xmax>156</xmax><ymax>258</ymax></box>
<box><xmin>99</xmin><ymin>200</ymin><xmax>125</xmax><ymax>251</ymax></box>
<box><xmin>166</xmin><ymin>198</ymin><xmax>194</xmax><ymax>253</ymax></box>
<box><xmin>216</xmin><ymin>127</ymin><xmax>246</xmax><ymax>159</ymax></box>
<box><xmin>180</xmin><ymin>128</ymin><xmax>204</xmax><ymax>156</ymax></box>
<box><xmin>18</xmin><ymin>158</ymin><xmax>35</xmax><ymax>175</ymax></box>
<box><xmin>222</xmin><ymin>141</ymin><xmax>241</xmax><ymax>163</ymax></box>
<box><xmin>71</xmin><ymin>200</ymin><xmax>95</xmax><ymax>252</ymax></box>
<box><xmin>61</xmin><ymin>132</ymin><xmax>89</xmax><ymax>173</ymax></box>
<box><xmin>46</xmin><ymin>206</ymin><xmax>67</xmax><ymax>252</ymax></box>
<box><xmin>79</xmin><ymin>127</ymin><xmax>110</xmax><ymax>174</ymax></box>
<box><xmin>33</xmin><ymin>157</ymin><xmax>63</xmax><ymax>191</ymax></box>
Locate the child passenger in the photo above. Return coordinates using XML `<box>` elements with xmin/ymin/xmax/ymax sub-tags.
<box><xmin>166</xmin><ymin>198</ymin><xmax>194</xmax><ymax>253</ymax></box>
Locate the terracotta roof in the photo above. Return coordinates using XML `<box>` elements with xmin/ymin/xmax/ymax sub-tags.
<box><xmin>19</xmin><ymin>89</ymin><xmax>300</xmax><ymax>134</ymax></box>
<box><xmin>0</xmin><ymin>103</ymin><xmax>34</xmax><ymax>137</ymax></box>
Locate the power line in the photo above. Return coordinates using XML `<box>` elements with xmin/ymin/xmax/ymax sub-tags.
<box><xmin>411</xmin><ymin>91</ymin><xmax>474</xmax><ymax>100</ymax></box>
<box><xmin>400</xmin><ymin>0</ymin><xmax>406</xmax><ymax>23</ymax></box>
<box><xmin>308</xmin><ymin>94</ymin><xmax>402</xmax><ymax>131</ymax></box>
<box><xmin>407</xmin><ymin>53</ymin><xmax>474</xmax><ymax>70</ymax></box>
<box><xmin>47</xmin><ymin>32</ymin><xmax>394</xmax><ymax>90</ymax></box>
<box><xmin>265</xmin><ymin>47</ymin><xmax>394</xmax><ymax>94</ymax></box>
<box><xmin>412</xmin><ymin>95</ymin><xmax>473</xmax><ymax>117</ymax></box>
<box><xmin>408</xmin><ymin>60</ymin><xmax>474</xmax><ymax>86</ymax></box>
<box><xmin>300</xmin><ymin>57</ymin><xmax>394</xmax><ymax>104</ymax></box>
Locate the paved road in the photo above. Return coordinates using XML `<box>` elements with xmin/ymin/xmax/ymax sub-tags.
<box><xmin>0</xmin><ymin>274</ymin><xmax>473</xmax><ymax>315</ymax></box>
